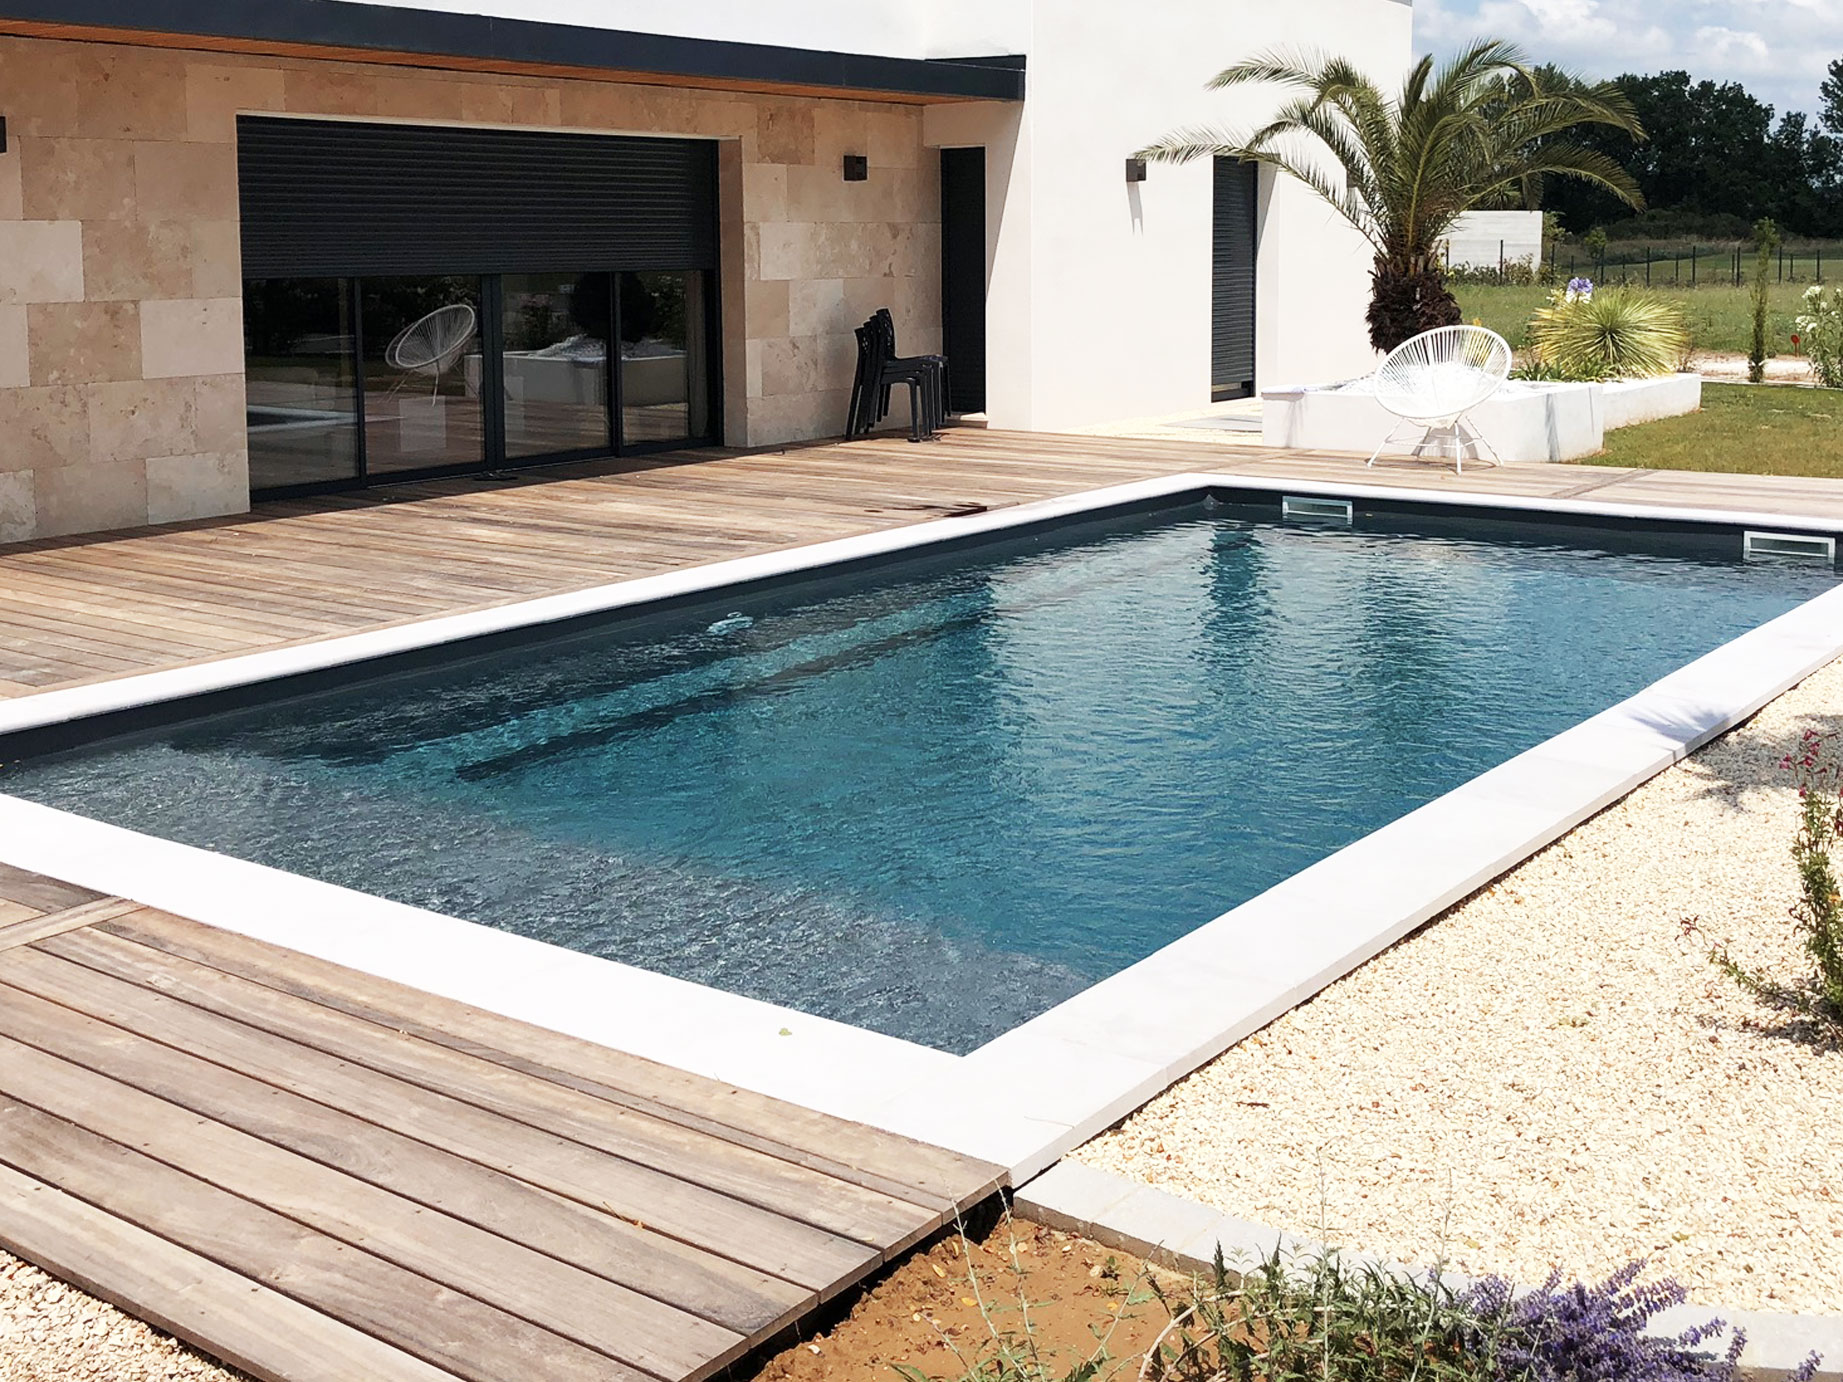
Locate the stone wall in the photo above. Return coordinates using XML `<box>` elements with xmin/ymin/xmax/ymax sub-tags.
<box><xmin>0</xmin><ymin>35</ymin><xmax>941</xmax><ymax>542</ymax></box>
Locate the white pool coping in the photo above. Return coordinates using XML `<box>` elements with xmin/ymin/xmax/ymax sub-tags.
<box><xmin>2</xmin><ymin>472</ymin><xmax>1842</xmax><ymax>1175</ymax></box>
<box><xmin>1016</xmin><ymin>1161</ymin><xmax>1843</xmax><ymax>1381</ymax></box>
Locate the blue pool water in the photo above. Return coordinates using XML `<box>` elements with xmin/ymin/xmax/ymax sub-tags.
<box><xmin>3</xmin><ymin>499</ymin><xmax>1833</xmax><ymax>1052</ymax></box>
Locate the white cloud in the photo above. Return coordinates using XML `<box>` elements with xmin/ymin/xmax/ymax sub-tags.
<box><xmin>1416</xmin><ymin>0</ymin><xmax>1843</xmax><ymax>117</ymax></box>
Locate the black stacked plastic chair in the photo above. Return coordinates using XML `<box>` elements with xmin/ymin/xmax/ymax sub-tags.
<box><xmin>845</xmin><ymin>311</ymin><xmax>946</xmax><ymax>442</ymax></box>
<box><xmin>871</xmin><ymin>309</ymin><xmax>948</xmax><ymax>434</ymax></box>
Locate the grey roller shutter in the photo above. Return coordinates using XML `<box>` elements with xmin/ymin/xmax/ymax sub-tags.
<box><xmin>237</xmin><ymin>117</ymin><xmax>717</xmax><ymax>279</ymax></box>
<box><xmin>1212</xmin><ymin>157</ymin><xmax>1257</xmax><ymax>397</ymax></box>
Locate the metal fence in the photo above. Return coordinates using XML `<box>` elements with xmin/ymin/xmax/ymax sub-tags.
<box><xmin>1448</xmin><ymin>241</ymin><xmax>1843</xmax><ymax>286</ymax></box>
<box><xmin>1558</xmin><ymin>244</ymin><xmax>1838</xmax><ymax>287</ymax></box>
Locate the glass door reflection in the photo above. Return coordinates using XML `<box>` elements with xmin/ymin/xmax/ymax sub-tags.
<box><xmin>361</xmin><ymin>277</ymin><xmax>485</xmax><ymax>475</ymax></box>
<box><xmin>619</xmin><ymin>270</ymin><xmax>709</xmax><ymax>447</ymax></box>
<box><xmin>243</xmin><ymin>278</ymin><xmax>360</xmax><ymax>492</ymax></box>
<box><xmin>501</xmin><ymin>272</ymin><xmax>612</xmax><ymax>459</ymax></box>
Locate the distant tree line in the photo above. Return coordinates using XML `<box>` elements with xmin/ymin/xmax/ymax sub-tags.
<box><xmin>1539</xmin><ymin>58</ymin><xmax>1843</xmax><ymax>239</ymax></box>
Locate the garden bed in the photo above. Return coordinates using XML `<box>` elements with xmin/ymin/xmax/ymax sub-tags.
<box><xmin>1075</xmin><ymin>656</ymin><xmax>1843</xmax><ymax>1314</ymax></box>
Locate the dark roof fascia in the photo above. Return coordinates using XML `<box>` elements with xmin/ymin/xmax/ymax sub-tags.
<box><xmin>0</xmin><ymin>0</ymin><xmax>1027</xmax><ymax>101</ymax></box>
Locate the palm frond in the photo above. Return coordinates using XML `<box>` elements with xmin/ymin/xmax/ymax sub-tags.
<box><xmin>1141</xmin><ymin>33</ymin><xmax>1648</xmax><ymax>277</ymax></box>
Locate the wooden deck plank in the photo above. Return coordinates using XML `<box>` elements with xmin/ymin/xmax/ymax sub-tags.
<box><xmin>0</xmin><ymin>944</ymin><xmax>807</xmax><ymax>1337</ymax></box>
<box><xmin>0</xmin><ymin>1161</ymin><xmax>464</xmax><ymax>1382</ymax></box>
<box><xmin>0</xmin><ymin>943</ymin><xmax>886</xmax><ymax>1290</ymax></box>
<box><xmin>0</xmin><ymin>1017</ymin><xmax>741</xmax><ymax>1380</ymax></box>
<box><xmin>0</xmin><ymin>1096</ymin><xmax>650</xmax><ymax>1382</ymax></box>
<box><xmin>0</xmin><ymin>898</ymin><xmax>145</xmax><ymax>953</ymax></box>
<box><xmin>0</xmin><ymin>863</ymin><xmax>1002</xmax><ymax>1382</ymax></box>
<box><xmin>36</xmin><ymin>925</ymin><xmax>945</xmax><ymax>1245</ymax></box>
<box><xmin>99</xmin><ymin>907</ymin><xmax>1000</xmax><ymax>1210</ymax></box>
<box><xmin>0</xmin><ymin>861</ymin><xmax>103</xmax><ymax>913</ymax></box>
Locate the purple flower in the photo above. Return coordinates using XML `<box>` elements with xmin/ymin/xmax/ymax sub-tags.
<box><xmin>1466</xmin><ymin>1264</ymin><xmax>1823</xmax><ymax>1382</ymax></box>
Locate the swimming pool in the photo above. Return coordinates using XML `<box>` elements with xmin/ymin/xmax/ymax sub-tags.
<box><xmin>3</xmin><ymin>491</ymin><xmax>1834</xmax><ymax>1054</ymax></box>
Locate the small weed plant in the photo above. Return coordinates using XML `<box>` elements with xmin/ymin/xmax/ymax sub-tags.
<box><xmin>892</xmin><ymin>1215</ymin><xmax>1153</xmax><ymax>1382</ymax></box>
<box><xmin>1711</xmin><ymin>726</ymin><xmax>1843</xmax><ymax>1030</ymax></box>
<box><xmin>1526</xmin><ymin>285</ymin><xmax>1689</xmax><ymax>381</ymax></box>
<box><xmin>1796</xmin><ymin>285</ymin><xmax>1843</xmax><ymax>388</ymax></box>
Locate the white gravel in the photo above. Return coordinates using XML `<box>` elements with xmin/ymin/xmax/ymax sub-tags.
<box><xmin>0</xmin><ymin>1251</ymin><xmax>241</xmax><ymax>1381</ymax></box>
<box><xmin>1077</xmin><ymin>656</ymin><xmax>1843</xmax><ymax>1314</ymax></box>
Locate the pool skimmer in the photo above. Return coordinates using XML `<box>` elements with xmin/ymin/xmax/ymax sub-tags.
<box><xmin>1281</xmin><ymin>495</ymin><xmax>1354</xmax><ymax>525</ymax></box>
<box><xmin>1744</xmin><ymin>530</ymin><xmax>1836</xmax><ymax>564</ymax></box>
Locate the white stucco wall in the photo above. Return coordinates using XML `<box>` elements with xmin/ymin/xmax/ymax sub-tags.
<box><xmin>927</xmin><ymin>0</ymin><xmax>1413</xmax><ymax>431</ymax></box>
<box><xmin>356</xmin><ymin>0</ymin><xmax>1033</xmax><ymax>59</ymax></box>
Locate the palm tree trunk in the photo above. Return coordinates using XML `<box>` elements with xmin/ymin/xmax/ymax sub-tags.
<box><xmin>1365</xmin><ymin>256</ymin><xmax>1462</xmax><ymax>354</ymax></box>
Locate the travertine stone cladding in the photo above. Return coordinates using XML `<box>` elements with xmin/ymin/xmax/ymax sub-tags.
<box><xmin>0</xmin><ymin>35</ymin><xmax>940</xmax><ymax>540</ymax></box>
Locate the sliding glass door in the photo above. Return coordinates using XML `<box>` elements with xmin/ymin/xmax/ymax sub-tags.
<box><xmin>242</xmin><ymin>278</ymin><xmax>360</xmax><ymax>494</ymax></box>
<box><xmin>502</xmin><ymin>273</ymin><xmax>613</xmax><ymax>460</ymax></box>
<box><xmin>237</xmin><ymin>119</ymin><xmax>722</xmax><ymax>499</ymax></box>
<box><xmin>244</xmin><ymin>269</ymin><xmax>717</xmax><ymax>497</ymax></box>
<box><xmin>620</xmin><ymin>270</ymin><xmax>711</xmax><ymax>447</ymax></box>
<box><xmin>361</xmin><ymin>276</ymin><xmax>486</xmax><ymax>476</ymax></box>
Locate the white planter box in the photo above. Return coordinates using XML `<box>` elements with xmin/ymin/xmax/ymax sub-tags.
<box><xmin>1602</xmin><ymin>373</ymin><xmax>1702</xmax><ymax>429</ymax></box>
<box><xmin>1261</xmin><ymin>373</ymin><xmax>1700</xmax><ymax>464</ymax></box>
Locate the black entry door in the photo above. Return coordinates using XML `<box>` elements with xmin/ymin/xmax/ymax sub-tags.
<box><xmin>939</xmin><ymin>147</ymin><xmax>987</xmax><ymax>415</ymax></box>
<box><xmin>1212</xmin><ymin>157</ymin><xmax>1258</xmax><ymax>400</ymax></box>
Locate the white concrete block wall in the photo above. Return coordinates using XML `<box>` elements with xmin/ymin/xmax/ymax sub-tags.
<box><xmin>1442</xmin><ymin>209</ymin><xmax>1545</xmax><ymax>271</ymax></box>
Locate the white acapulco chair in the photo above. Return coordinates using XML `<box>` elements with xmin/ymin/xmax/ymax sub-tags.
<box><xmin>384</xmin><ymin>303</ymin><xmax>478</xmax><ymax>394</ymax></box>
<box><xmin>1366</xmin><ymin>325</ymin><xmax>1513</xmax><ymax>474</ymax></box>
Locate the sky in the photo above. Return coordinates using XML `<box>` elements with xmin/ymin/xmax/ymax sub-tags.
<box><xmin>1414</xmin><ymin>0</ymin><xmax>1843</xmax><ymax>121</ymax></box>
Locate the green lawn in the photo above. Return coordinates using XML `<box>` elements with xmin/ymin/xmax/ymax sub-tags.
<box><xmin>1454</xmin><ymin>281</ymin><xmax>1814</xmax><ymax>357</ymax></box>
<box><xmin>1584</xmin><ymin>382</ymin><xmax>1841</xmax><ymax>476</ymax></box>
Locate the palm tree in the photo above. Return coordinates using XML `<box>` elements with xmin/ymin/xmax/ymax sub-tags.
<box><xmin>1141</xmin><ymin>40</ymin><xmax>1645</xmax><ymax>352</ymax></box>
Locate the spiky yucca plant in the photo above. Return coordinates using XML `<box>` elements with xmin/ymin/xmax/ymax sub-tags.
<box><xmin>1526</xmin><ymin>287</ymin><xmax>1689</xmax><ymax>380</ymax></box>
<box><xmin>1139</xmin><ymin>41</ymin><xmax>1645</xmax><ymax>352</ymax></box>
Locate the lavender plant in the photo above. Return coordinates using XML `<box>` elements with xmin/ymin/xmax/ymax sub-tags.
<box><xmin>1463</xmin><ymin>1262</ymin><xmax>1820</xmax><ymax>1382</ymax></box>
<box><xmin>1141</xmin><ymin>1247</ymin><xmax>1822</xmax><ymax>1382</ymax></box>
<box><xmin>1711</xmin><ymin>726</ymin><xmax>1843</xmax><ymax>1032</ymax></box>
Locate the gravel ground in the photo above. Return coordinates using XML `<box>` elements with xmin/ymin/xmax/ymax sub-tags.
<box><xmin>0</xmin><ymin>1252</ymin><xmax>241</xmax><ymax>1382</ymax></box>
<box><xmin>1078</xmin><ymin>656</ymin><xmax>1843</xmax><ymax>1313</ymax></box>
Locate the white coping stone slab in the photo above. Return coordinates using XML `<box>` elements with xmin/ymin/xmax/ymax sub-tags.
<box><xmin>1015</xmin><ymin>1161</ymin><xmax>1843</xmax><ymax>1382</ymax></box>
<box><xmin>0</xmin><ymin>473</ymin><xmax>1841</xmax><ymax>1166</ymax></box>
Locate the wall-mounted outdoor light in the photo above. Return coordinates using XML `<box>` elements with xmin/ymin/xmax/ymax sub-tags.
<box><xmin>1124</xmin><ymin>157</ymin><xmax>1147</xmax><ymax>183</ymax></box>
<box><xmin>843</xmin><ymin>154</ymin><xmax>867</xmax><ymax>182</ymax></box>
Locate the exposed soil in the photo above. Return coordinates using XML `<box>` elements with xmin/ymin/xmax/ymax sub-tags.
<box><xmin>748</xmin><ymin>1217</ymin><xmax>1182</xmax><ymax>1382</ymax></box>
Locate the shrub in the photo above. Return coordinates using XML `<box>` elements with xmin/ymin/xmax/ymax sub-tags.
<box><xmin>1145</xmin><ymin>1245</ymin><xmax>1482</xmax><ymax>1382</ymax></box>
<box><xmin>1750</xmin><ymin>219</ymin><xmax>1782</xmax><ymax>383</ymax></box>
<box><xmin>1526</xmin><ymin>285</ymin><xmax>1690</xmax><ymax>380</ymax></box>
<box><xmin>1711</xmin><ymin>726</ymin><xmax>1843</xmax><ymax>1031</ymax></box>
<box><xmin>1797</xmin><ymin>285</ymin><xmax>1843</xmax><ymax>388</ymax></box>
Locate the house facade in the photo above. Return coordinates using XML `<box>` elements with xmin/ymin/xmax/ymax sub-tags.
<box><xmin>0</xmin><ymin>0</ymin><xmax>1411</xmax><ymax>542</ymax></box>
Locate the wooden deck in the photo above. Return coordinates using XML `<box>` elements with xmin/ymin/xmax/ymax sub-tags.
<box><xmin>7</xmin><ymin>428</ymin><xmax>1843</xmax><ymax>697</ymax></box>
<box><xmin>0</xmin><ymin>863</ymin><xmax>1003</xmax><ymax>1382</ymax></box>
